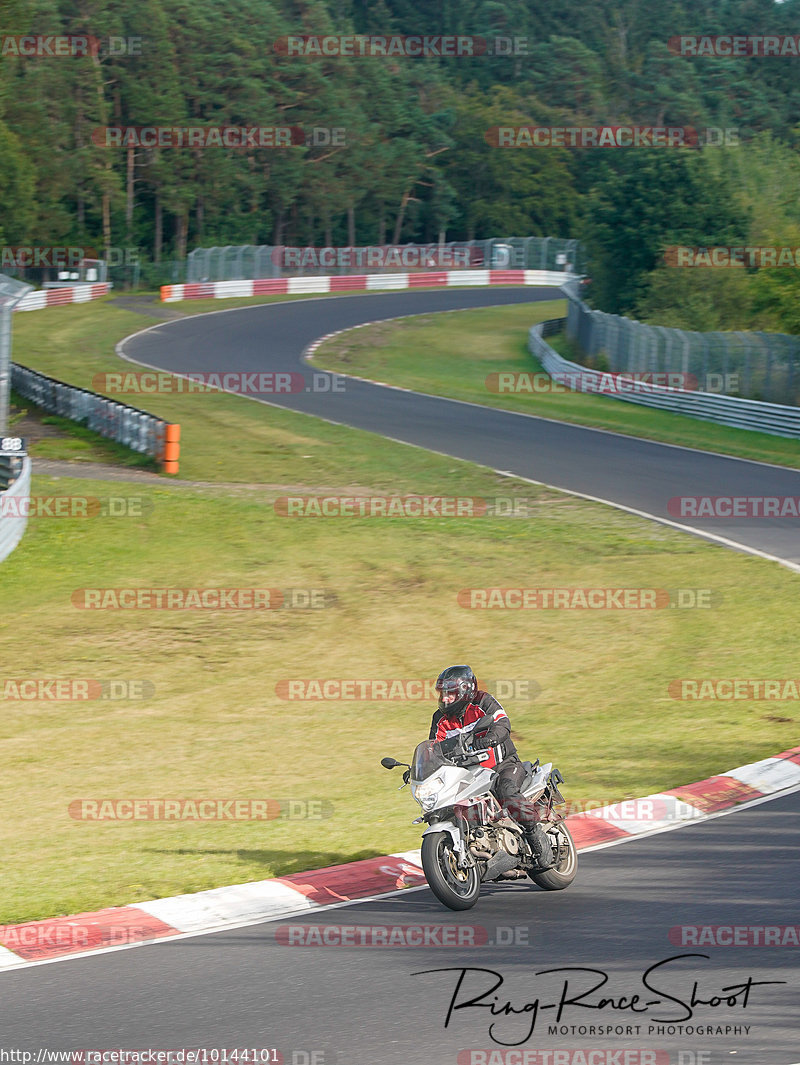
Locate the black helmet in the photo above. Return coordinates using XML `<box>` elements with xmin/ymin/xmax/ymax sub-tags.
<box><xmin>435</xmin><ymin>664</ymin><xmax>477</xmax><ymax>718</ymax></box>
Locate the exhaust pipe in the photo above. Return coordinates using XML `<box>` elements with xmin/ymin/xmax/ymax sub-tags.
<box><xmin>469</xmin><ymin>845</ymin><xmax>494</xmax><ymax>860</ymax></box>
<box><xmin>483</xmin><ymin>848</ymin><xmax>518</xmax><ymax>882</ymax></box>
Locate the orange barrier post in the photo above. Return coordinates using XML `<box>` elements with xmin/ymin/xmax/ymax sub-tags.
<box><xmin>162</xmin><ymin>423</ymin><xmax>180</xmax><ymax>475</ymax></box>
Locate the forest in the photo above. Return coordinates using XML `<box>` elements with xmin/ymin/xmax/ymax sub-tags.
<box><xmin>2</xmin><ymin>0</ymin><xmax>800</xmax><ymax>330</ymax></box>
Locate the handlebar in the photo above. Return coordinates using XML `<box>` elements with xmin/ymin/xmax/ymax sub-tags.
<box><xmin>441</xmin><ymin>734</ymin><xmax>485</xmax><ymax>768</ymax></box>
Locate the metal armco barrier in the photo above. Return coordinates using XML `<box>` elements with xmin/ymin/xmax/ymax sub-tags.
<box><xmin>11</xmin><ymin>364</ymin><xmax>181</xmax><ymax>472</ymax></box>
<box><xmin>530</xmin><ymin>320</ymin><xmax>800</xmax><ymax>440</ymax></box>
<box><xmin>0</xmin><ymin>455</ymin><xmax>31</xmax><ymax>562</ymax></box>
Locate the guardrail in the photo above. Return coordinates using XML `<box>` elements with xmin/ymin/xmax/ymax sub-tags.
<box><xmin>0</xmin><ymin>455</ymin><xmax>32</xmax><ymax>563</ymax></box>
<box><xmin>12</xmin><ymin>364</ymin><xmax>181</xmax><ymax>471</ymax></box>
<box><xmin>162</xmin><ymin>269</ymin><xmax>578</xmax><ymax>302</ymax></box>
<box><xmin>529</xmin><ymin>320</ymin><xmax>800</xmax><ymax>440</ymax></box>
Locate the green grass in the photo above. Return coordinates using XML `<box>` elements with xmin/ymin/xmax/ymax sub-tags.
<box><xmin>312</xmin><ymin>301</ymin><xmax>800</xmax><ymax>469</ymax></box>
<box><xmin>11</xmin><ymin>292</ymin><xmax>507</xmax><ymax>480</ymax></box>
<box><xmin>1</xmin><ymin>292</ymin><xmax>798</xmax><ymax>924</ymax></box>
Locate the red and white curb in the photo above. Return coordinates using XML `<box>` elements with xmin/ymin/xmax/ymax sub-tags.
<box><xmin>15</xmin><ymin>283</ymin><xmax>111</xmax><ymax>311</ymax></box>
<box><xmin>1</xmin><ymin>746</ymin><xmax>798</xmax><ymax>968</ymax></box>
<box><xmin>160</xmin><ymin>269</ymin><xmax>575</xmax><ymax>302</ymax></box>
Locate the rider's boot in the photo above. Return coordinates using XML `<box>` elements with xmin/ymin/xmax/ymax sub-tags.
<box><xmin>525</xmin><ymin>823</ymin><xmax>556</xmax><ymax>871</ymax></box>
<box><xmin>503</xmin><ymin>795</ymin><xmax>557</xmax><ymax>871</ymax></box>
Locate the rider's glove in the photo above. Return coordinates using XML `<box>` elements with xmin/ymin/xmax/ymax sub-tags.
<box><xmin>440</xmin><ymin>736</ymin><xmax>460</xmax><ymax>758</ymax></box>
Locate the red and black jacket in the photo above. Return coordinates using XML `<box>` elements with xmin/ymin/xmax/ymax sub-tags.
<box><xmin>428</xmin><ymin>690</ymin><xmax>518</xmax><ymax>770</ymax></box>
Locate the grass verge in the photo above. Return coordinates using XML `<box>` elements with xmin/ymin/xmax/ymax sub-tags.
<box><xmin>1</xmin><ymin>292</ymin><xmax>797</xmax><ymax>924</ymax></box>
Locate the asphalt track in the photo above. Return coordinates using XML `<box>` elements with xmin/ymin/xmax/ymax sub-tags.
<box><xmin>1</xmin><ymin>791</ymin><xmax>798</xmax><ymax>1063</ymax></box>
<box><xmin>5</xmin><ymin>289</ymin><xmax>797</xmax><ymax>1062</ymax></box>
<box><xmin>119</xmin><ymin>287</ymin><xmax>800</xmax><ymax>568</ymax></box>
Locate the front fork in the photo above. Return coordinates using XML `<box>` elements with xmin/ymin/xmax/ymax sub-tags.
<box><xmin>421</xmin><ymin>814</ymin><xmax>476</xmax><ymax>869</ymax></box>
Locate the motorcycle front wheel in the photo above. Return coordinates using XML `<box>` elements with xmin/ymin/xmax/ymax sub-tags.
<box><xmin>529</xmin><ymin>821</ymin><xmax>578</xmax><ymax>890</ymax></box>
<box><xmin>421</xmin><ymin>831</ymin><xmax>481</xmax><ymax>910</ymax></box>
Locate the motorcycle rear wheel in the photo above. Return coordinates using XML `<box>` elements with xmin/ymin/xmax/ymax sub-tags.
<box><xmin>529</xmin><ymin>822</ymin><xmax>578</xmax><ymax>890</ymax></box>
<box><xmin>421</xmin><ymin>831</ymin><xmax>481</xmax><ymax>910</ymax></box>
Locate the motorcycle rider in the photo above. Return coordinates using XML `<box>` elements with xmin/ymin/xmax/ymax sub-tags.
<box><xmin>429</xmin><ymin>664</ymin><xmax>555</xmax><ymax>870</ymax></box>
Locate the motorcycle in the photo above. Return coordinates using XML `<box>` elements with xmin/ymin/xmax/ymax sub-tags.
<box><xmin>381</xmin><ymin>734</ymin><xmax>577</xmax><ymax>910</ymax></box>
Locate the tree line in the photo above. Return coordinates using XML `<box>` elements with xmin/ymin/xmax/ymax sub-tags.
<box><xmin>2</xmin><ymin>0</ymin><xmax>800</xmax><ymax>330</ymax></box>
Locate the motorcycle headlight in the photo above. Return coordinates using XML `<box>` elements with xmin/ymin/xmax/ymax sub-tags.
<box><xmin>411</xmin><ymin>775</ymin><xmax>443</xmax><ymax>811</ymax></box>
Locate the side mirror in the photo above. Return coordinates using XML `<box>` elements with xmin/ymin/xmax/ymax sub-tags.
<box><xmin>381</xmin><ymin>757</ymin><xmax>400</xmax><ymax>769</ymax></box>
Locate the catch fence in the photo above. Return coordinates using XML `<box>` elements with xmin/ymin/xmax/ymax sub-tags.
<box><xmin>564</xmin><ymin>281</ymin><xmax>800</xmax><ymax>406</ymax></box>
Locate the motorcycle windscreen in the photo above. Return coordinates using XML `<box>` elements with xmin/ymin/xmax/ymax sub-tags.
<box><xmin>410</xmin><ymin>738</ymin><xmax>458</xmax><ymax>782</ymax></box>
